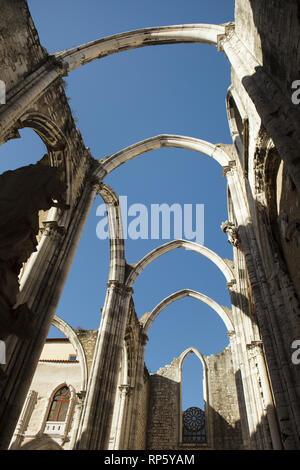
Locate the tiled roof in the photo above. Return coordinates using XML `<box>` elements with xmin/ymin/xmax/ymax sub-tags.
<box><xmin>39</xmin><ymin>359</ymin><xmax>79</xmax><ymax>363</ymax></box>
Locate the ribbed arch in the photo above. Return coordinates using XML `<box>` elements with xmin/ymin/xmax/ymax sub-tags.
<box><xmin>95</xmin><ymin>134</ymin><xmax>232</xmax><ymax>180</ymax></box>
<box><xmin>125</xmin><ymin>239</ymin><xmax>235</xmax><ymax>288</ymax></box>
<box><xmin>51</xmin><ymin>315</ymin><xmax>88</xmax><ymax>391</ymax></box>
<box><xmin>141</xmin><ymin>289</ymin><xmax>234</xmax><ymax>334</ymax></box>
<box><xmin>55</xmin><ymin>24</ymin><xmax>225</xmax><ymax>73</ymax></box>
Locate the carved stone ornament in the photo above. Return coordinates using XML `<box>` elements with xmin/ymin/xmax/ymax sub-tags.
<box><xmin>0</xmin><ymin>160</ymin><xmax>69</xmax><ymax>340</ymax></box>
<box><xmin>221</xmin><ymin>220</ymin><xmax>240</xmax><ymax>247</ymax></box>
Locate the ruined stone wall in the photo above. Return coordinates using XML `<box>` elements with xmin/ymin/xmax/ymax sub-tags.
<box><xmin>146</xmin><ymin>359</ymin><xmax>180</xmax><ymax>450</ymax></box>
<box><xmin>146</xmin><ymin>349</ymin><xmax>243</xmax><ymax>450</ymax></box>
<box><xmin>235</xmin><ymin>0</ymin><xmax>300</xmax><ymax>93</ymax></box>
<box><xmin>0</xmin><ymin>0</ymin><xmax>94</xmax><ymax>204</ymax></box>
<box><xmin>0</xmin><ymin>0</ymin><xmax>47</xmax><ymax>91</ymax></box>
<box><xmin>205</xmin><ymin>346</ymin><xmax>244</xmax><ymax>449</ymax></box>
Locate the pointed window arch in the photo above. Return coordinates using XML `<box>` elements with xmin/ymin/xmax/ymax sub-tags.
<box><xmin>179</xmin><ymin>348</ymin><xmax>208</xmax><ymax>445</ymax></box>
<box><xmin>47</xmin><ymin>386</ymin><xmax>71</xmax><ymax>422</ymax></box>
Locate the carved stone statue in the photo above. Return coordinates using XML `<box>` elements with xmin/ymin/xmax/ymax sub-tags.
<box><xmin>0</xmin><ymin>161</ymin><xmax>69</xmax><ymax>342</ymax></box>
<box><xmin>221</xmin><ymin>220</ymin><xmax>240</xmax><ymax>247</ymax></box>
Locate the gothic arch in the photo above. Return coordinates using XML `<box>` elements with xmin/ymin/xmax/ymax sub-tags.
<box><xmin>125</xmin><ymin>239</ymin><xmax>235</xmax><ymax>288</ymax></box>
<box><xmin>141</xmin><ymin>289</ymin><xmax>234</xmax><ymax>334</ymax></box>
<box><xmin>97</xmin><ymin>183</ymin><xmax>126</xmax><ymax>283</ymax></box>
<box><xmin>179</xmin><ymin>346</ymin><xmax>207</xmax><ymax>372</ymax></box>
<box><xmin>55</xmin><ymin>24</ymin><xmax>226</xmax><ymax>73</ymax></box>
<box><xmin>37</xmin><ymin>382</ymin><xmax>77</xmax><ymax>440</ymax></box>
<box><xmin>18</xmin><ymin>112</ymin><xmax>69</xmax><ymax>151</ymax></box>
<box><xmin>5</xmin><ymin>112</ymin><xmax>72</xmax><ymax>209</ymax></box>
<box><xmin>51</xmin><ymin>315</ymin><xmax>88</xmax><ymax>391</ymax></box>
<box><xmin>95</xmin><ymin>134</ymin><xmax>232</xmax><ymax>180</ymax></box>
<box><xmin>178</xmin><ymin>347</ymin><xmax>209</xmax><ymax>445</ymax></box>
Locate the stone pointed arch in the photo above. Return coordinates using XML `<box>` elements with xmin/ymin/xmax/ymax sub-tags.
<box><xmin>95</xmin><ymin>134</ymin><xmax>232</xmax><ymax>180</ymax></box>
<box><xmin>178</xmin><ymin>346</ymin><xmax>210</xmax><ymax>443</ymax></box>
<box><xmin>125</xmin><ymin>239</ymin><xmax>235</xmax><ymax>288</ymax></box>
<box><xmin>141</xmin><ymin>289</ymin><xmax>234</xmax><ymax>334</ymax></box>
<box><xmin>51</xmin><ymin>315</ymin><xmax>88</xmax><ymax>391</ymax></box>
<box><xmin>96</xmin><ymin>183</ymin><xmax>126</xmax><ymax>282</ymax></box>
<box><xmin>55</xmin><ymin>24</ymin><xmax>226</xmax><ymax>73</ymax></box>
<box><xmin>179</xmin><ymin>346</ymin><xmax>207</xmax><ymax>373</ymax></box>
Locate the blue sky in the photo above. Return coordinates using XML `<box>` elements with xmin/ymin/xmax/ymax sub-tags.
<box><xmin>1</xmin><ymin>1</ymin><xmax>235</xmax><ymax>409</ymax></box>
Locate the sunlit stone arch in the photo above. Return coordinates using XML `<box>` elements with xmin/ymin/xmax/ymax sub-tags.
<box><xmin>55</xmin><ymin>24</ymin><xmax>226</xmax><ymax>73</ymax></box>
<box><xmin>51</xmin><ymin>315</ymin><xmax>88</xmax><ymax>391</ymax></box>
<box><xmin>141</xmin><ymin>288</ymin><xmax>234</xmax><ymax>334</ymax></box>
<box><xmin>125</xmin><ymin>239</ymin><xmax>235</xmax><ymax>288</ymax></box>
<box><xmin>96</xmin><ymin>183</ymin><xmax>126</xmax><ymax>283</ymax></box>
<box><xmin>95</xmin><ymin>134</ymin><xmax>232</xmax><ymax>180</ymax></box>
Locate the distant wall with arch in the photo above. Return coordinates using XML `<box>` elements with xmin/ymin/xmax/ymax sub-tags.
<box><xmin>146</xmin><ymin>344</ymin><xmax>243</xmax><ymax>450</ymax></box>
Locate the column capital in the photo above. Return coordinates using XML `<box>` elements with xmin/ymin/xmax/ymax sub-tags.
<box><xmin>227</xmin><ymin>279</ymin><xmax>237</xmax><ymax>291</ymax></box>
<box><xmin>119</xmin><ymin>384</ymin><xmax>133</xmax><ymax>397</ymax></box>
<box><xmin>40</xmin><ymin>221</ymin><xmax>65</xmax><ymax>241</ymax></box>
<box><xmin>76</xmin><ymin>390</ymin><xmax>86</xmax><ymax>401</ymax></box>
<box><xmin>217</xmin><ymin>22</ymin><xmax>235</xmax><ymax>52</ymax></box>
<box><xmin>227</xmin><ymin>330</ymin><xmax>236</xmax><ymax>340</ymax></box>
<box><xmin>222</xmin><ymin>160</ymin><xmax>236</xmax><ymax>177</ymax></box>
<box><xmin>106</xmin><ymin>280</ymin><xmax>133</xmax><ymax>296</ymax></box>
<box><xmin>246</xmin><ymin>340</ymin><xmax>264</xmax><ymax>359</ymax></box>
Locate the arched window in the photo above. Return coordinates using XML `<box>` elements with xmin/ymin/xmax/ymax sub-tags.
<box><xmin>182</xmin><ymin>407</ymin><xmax>206</xmax><ymax>444</ymax></box>
<box><xmin>179</xmin><ymin>348</ymin><xmax>208</xmax><ymax>446</ymax></box>
<box><xmin>47</xmin><ymin>386</ymin><xmax>71</xmax><ymax>422</ymax></box>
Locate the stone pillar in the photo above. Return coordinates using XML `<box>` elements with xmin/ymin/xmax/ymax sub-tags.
<box><xmin>117</xmin><ymin>385</ymin><xmax>135</xmax><ymax>450</ymax></box>
<box><xmin>127</xmin><ymin>331</ymin><xmax>148</xmax><ymax>449</ymax></box>
<box><xmin>113</xmin><ymin>385</ymin><xmax>132</xmax><ymax>449</ymax></box>
<box><xmin>225</xmin><ymin>167</ymin><xmax>298</xmax><ymax>448</ymax></box>
<box><xmin>0</xmin><ymin>181</ymin><xmax>97</xmax><ymax>449</ymax></box>
<box><xmin>69</xmin><ymin>391</ymin><xmax>86</xmax><ymax>450</ymax></box>
<box><xmin>9</xmin><ymin>390</ymin><xmax>37</xmax><ymax>450</ymax></box>
<box><xmin>76</xmin><ymin>281</ymin><xmax>133</xmax><ymax>450</ymax></box>
<box><xmin>248</xmin><ymin>341</ymin><xmax>283</xmax><ymax>450</ymax></box>
<box><xmin>227</xmin><ymin>330</ymin><xmax>250</xmax><ymax>449</ymax></box>
<box><xmin>247</xmin><ymin>342</ymin><xmax>272</xmax><ymax>449</ymax></box>
<box><xmin>227</xmin><ymin>282</ymin><xmax>264</xmax><ymax>449</ymax></box>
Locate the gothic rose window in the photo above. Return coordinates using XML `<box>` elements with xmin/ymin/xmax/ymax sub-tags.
<box><xmin>47</xmin><ymin>386</ymin><xmax>71</xmax><ymax>422</ymax></box>
<box><xmin>182</xmin><ymin>407</ymin><xmax>206</xmax><ymax>443</ymax></box>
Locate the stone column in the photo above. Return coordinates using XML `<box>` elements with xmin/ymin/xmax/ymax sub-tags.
<box><xmin>225</xmin><ymin>167</ymin><xmax>298</xmax><ymax>448</ymax></box>
<box><xmin>76</xmin><ymin>281</ymin><xmax>133</xmax><ymax>450</ymax></box>
<box><xmin>9</xmin><ymin>390</ymin><xmax>37</xmax><ymax>450</ymax></box>
<box><xmin>0</xmin><ymin>180</ymin><xmax>97</xmax><ymax>449</ymax></box>
<box><xmin>227</xmin><ymin>330</ymin><xmax>250</xmax><ymax>449</ymax></box>
<box><xmin>247</xmin><ymin>342</ymin><xmax>272</xmax><ymax>449</ymax></box>
<box><xmin>248</xmin><ymin>341</ymin><xmax>283</xmax><ymax>450</ymax></box>
<box><xmin>113</xmin><ymin>384</ymin><xmax>132</xmax><ymax>449</ymax></box>
<box><xmin>69</xmin><ymin>391</ymin><xmax>86</xmax><ymax>450</ymax></box>
<box><xmin>227</xmin><ymin>281</ymin><xmax>264</xmax><ymax>449</ymax></box>
<box><xmin>127</xmin><ymin>331</ymin><xmax>148</xmax><ymax>449</ymax></box>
